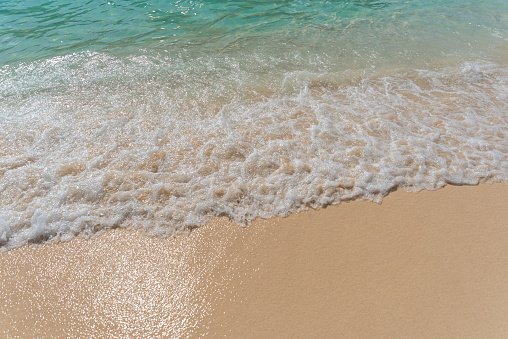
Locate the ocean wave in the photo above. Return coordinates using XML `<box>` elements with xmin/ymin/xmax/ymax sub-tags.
<box><xmin>1</xmin><ymin>54</ymin><xmax>507</xmax><ymax>248</ymax></box>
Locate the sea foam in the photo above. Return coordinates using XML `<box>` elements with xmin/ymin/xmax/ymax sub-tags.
<box><xmin>1</xmin><ymin>51</ymin><xmax>507</xmax><ymax>248</ymax></box>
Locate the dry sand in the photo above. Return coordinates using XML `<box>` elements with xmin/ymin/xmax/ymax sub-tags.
<box><xmin>1</xmin><ymin>183</ymin><xmax>508</xmax><ymax>338</ymax></box>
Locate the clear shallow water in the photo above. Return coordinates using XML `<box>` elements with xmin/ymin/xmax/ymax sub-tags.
<box><xmin>1</xmin><ymin>0</ymin><xmax>508</xmax><ymax>248</ymax></box>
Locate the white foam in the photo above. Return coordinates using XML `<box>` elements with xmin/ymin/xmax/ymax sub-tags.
<box><xmin>1</xmin><ymin>53</ymin><xmax>508</xmax><ymax>248</ymax></box>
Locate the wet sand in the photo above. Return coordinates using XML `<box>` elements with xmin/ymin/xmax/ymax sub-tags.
<box><xmin>1</xmin><ymin>183</ymin><xmax>508</xmax><ymax>338</ymax></box>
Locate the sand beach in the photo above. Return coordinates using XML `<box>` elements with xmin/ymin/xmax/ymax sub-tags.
<box><xmin>2</xmin><ymin>1</ymin><xmax>508</xmax><ymax>338</ymax></box>
<box><xmin>2</xmin><ymin>183</ymin><xmax>508</xmax><ymax>338</ymax></box>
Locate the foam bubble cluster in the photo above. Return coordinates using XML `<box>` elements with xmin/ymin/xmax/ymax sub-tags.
<box><xmin>1</xmin><ymin>50</ymin><xmax>507</xmax><ymax>248</ymax></box>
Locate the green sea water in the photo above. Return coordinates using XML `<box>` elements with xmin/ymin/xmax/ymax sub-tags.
<box><xmin>1</xmin><ymin>0</ymin><xmax>508</xmax><ymax>247</ymax></box>
<box><xmin>2</xmin><ymin>0</ymin><xmax>508</xmax><ymax>65</ymax></box>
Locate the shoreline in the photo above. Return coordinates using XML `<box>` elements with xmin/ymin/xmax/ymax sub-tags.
<box><xmin>2</xmin><ymin>183</ymin><xmax>508</xmax><ymax>337</ymax></box>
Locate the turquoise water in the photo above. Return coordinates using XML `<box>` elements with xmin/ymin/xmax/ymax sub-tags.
<box><xmin>2</xmin><ymin>0</ymin><xmax>507</xmax><ymax>65</ymax></box>
<box><xmin>1</xmin><ymin>0</ymin><xmax>508</xmax><ymax>248</ymax></box>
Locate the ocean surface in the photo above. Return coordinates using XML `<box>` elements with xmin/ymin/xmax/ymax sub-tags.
<box><xmin>1</xmin><ymin>0</ymin><xmax>507</xmax><ymax>248</ymax></box>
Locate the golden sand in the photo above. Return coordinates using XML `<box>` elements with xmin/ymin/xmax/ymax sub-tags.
<box><xmin>1</xmin><ymin>183</ymin><xmax>508</xmax><ymax>338</ymax></box>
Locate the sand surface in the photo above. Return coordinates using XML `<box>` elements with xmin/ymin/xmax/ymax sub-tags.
<box><xmin>1</xmin><ymin>183</ymin><xmax>508</xmax><ymax>338</ymax></box>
